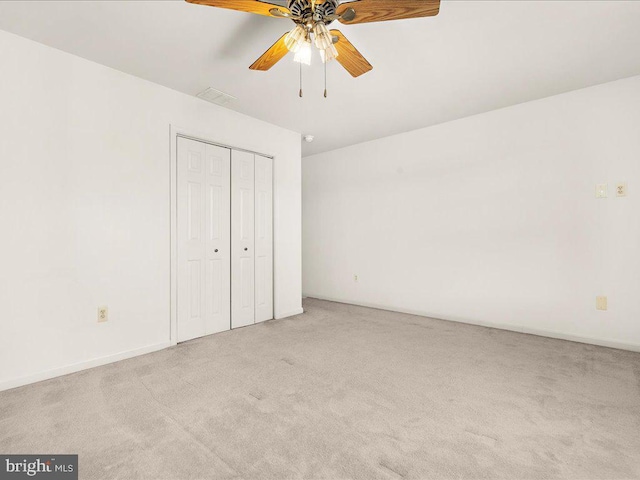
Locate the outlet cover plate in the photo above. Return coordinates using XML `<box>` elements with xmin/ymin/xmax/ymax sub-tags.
<box><xmin>98</xmin><ymin>306</ymin><xmax>108</xmax><ymax>323</ymax></box>
<box><xmin>596</xmin><ymin>296</ymin><xmax>607</xmax><ymax>311</ymax></box>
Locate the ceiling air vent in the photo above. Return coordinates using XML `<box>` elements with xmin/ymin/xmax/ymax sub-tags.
<box><xmin>196</xmin><ymin>87</ymin><xmax>237</xmax><ymax>106</ymax></box>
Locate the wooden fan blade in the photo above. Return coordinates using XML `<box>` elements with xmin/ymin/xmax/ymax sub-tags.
<box><xmin>337</xmin><ymin>0</ymin><xmax>440</xmax><ymax>24</ymax></box>
<box><xmin>330</xmin><ymin>30</ymin><xmax>372</xmax><ymax>78</ymax></box>
<box><xmin>249</xmin><ymin>32</ymin><xmax>290</xmax><ymax>71</ymax></box>
<box><xmin>186</xmin><ymin>0</ymin><xmax>289</xmax><ymax>17</ymax></box>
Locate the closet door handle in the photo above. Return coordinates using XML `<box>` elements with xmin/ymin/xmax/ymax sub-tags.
<box><xmin>215</xmin><ymin>249</ymin><xmax>219</xmax><ymax>253</ymax></box>
<box><xmin>244</xmin><ymin>247</ymin><xmax>248</xmax><ymax>251</ymax></box>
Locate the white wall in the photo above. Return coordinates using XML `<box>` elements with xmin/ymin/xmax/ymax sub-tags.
<box><xmin>0</xmin><ymin>29</ymin><xmax>302</xmax><ymax>391</ymax></box>
<box><xmin>303</xmin><ymin>75</ymin><xmax>640</xmax><ymax>351</ymax></box>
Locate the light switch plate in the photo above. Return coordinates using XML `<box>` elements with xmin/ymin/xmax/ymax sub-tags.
<box><xmin>596</xmin><ymin>296</ymin><xmax>607</xmax><ymax>311</ymax></box>
<box><xmin>616</xmin><ymin>183</ymin><xmax>627</xmax><ymax>197</ymax></box>
<box><xmin>596</xmin><ymin>184</ymin><xmax>608</xmax><ymax>199</ymax></box>
<box><xmin>98</xmin><ymin>306</ymin><xmax>108</xmax><ymax>323</ymax></box>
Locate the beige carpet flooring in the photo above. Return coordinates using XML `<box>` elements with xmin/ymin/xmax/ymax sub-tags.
<box><xmin>1</xmin><ymin>298</ymin><xmax>640</xmax><ymax>480</ymax></box>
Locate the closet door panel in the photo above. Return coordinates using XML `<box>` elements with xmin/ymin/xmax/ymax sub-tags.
<box><xmin>204</xmin><ymin>144</ymin><xmax>231</xmax><ymax>335</ymax></box>
<box><xmin>231</xmin><ymin>150</ymin><xmax>255</xmax><ymax>328</ymax></box>
<box><xmin>254</xmin><ymin>155</ymin><xmax>273</xmax><ymax>323</ymax></box>
<box><xmin>177</xmin><ymin>138</ymin><xmax>207</xmax><ymax>342</ymax></box>
<box><xmin>178</xmin><ymin>138</ymin><xmax>231</xmax><ymax>342</ymax></box>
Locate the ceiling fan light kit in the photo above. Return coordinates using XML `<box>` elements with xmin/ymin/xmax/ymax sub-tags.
<box><xmin>284</xmin><ymin>24</ymin><xmax>306</xmax><ymax>52</ymax></box>
<box><xmin>186</xmin><ymin>0</ymin><xmax>440</xmax><ymax>95</ymax></box>
<box><xmin>294</xmin><ymin>38</ymin><xmax>313</xmax><ymax>65</ymax></box>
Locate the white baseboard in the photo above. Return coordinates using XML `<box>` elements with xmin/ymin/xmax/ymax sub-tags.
<box><xmin>275</xmin><ymin>307</ymin><xmax>304</xmax><ymax>320</ymax></box>
<box><xmin>0</xmin><ymin>341</ymin><xmax>171</xmax><ymax>393</ymax></box>
<box><xmin>303</xmin><ymin>294</ymin><xmax>640</xmax><ymax>353</ymax></box>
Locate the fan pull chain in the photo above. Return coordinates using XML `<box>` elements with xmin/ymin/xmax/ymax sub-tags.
<box><xmin>299</xmin><ymin>62</ymin><xmax>303</xmax><ymax>98</ymax></box>
<box><xmin>324</xmin><ymin>60</ymin><xmax>328</xmax><ymax>98</ymax></box>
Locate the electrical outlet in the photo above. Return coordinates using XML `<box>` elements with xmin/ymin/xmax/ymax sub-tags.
<box><xmin>616</xmin><ymin>183</ymin><xmax>627</xmax><ymax>197</ymax></box>
<box><xmin>595</xmin><ymin>184</ymin><xmax>608</xmax><ymax>199</ymax></box>
<box><xmin>98</xmin><ymin>306</ymin><xmax>108</xmax><ymax>323</ymax></box>
<box><xmin>596</xmin><ymin>296</ymin><xmax>607</xmax><ymax>311</ymax></box>
<box><xmin>354</xmin><ymin>274</ymin><xmax>358</xmax><ymax>282</ymax></box>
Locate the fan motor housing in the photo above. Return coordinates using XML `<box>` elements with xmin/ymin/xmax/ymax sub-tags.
<box><xmin>288</xmin><ymin>0</ymin><xmax>337</xmax><ymax>21</ymax></box>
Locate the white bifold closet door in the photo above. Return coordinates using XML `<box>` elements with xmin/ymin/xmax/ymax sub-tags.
<box><xmin>177</xmin><ymin>137</ymin><xmax>231</xmax><ymax>343</ymax></box>
<box><xmin>231</xmin><ymin>151</ymin><xmax>255</xmax><ymax>329</ymax></box>
<box><xmin>231</xmin><ymin>151</ymin><xmax>273</xmax><ymax>328</ymax></box>
<box><xmin>254</xmin><ymin>155</ymin><xmax>274</xmax><ymax>323</ymax></box>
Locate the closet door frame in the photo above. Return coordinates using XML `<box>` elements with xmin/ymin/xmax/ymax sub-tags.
<box><xmin>170</xmin><ymin>125</ymin><xmax>275</xmax><ymax>346</ymax></box>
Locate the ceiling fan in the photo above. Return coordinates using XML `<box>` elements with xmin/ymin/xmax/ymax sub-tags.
<box><xmin>186</xmin><ymin>0</ymin><xmax>440</xmax><ymax>80</ymax></box>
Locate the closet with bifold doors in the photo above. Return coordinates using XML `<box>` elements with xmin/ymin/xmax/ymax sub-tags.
<box><xmin>177</xmin><ymin>137</ymin><xmax>273</xmax><ymax>343</ymax></box>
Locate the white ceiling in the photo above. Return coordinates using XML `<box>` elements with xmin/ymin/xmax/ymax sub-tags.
<box><xmin>1</xmin><ymin>1</ymin><xmax>639</xmax><ymax>156</ymax></box>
